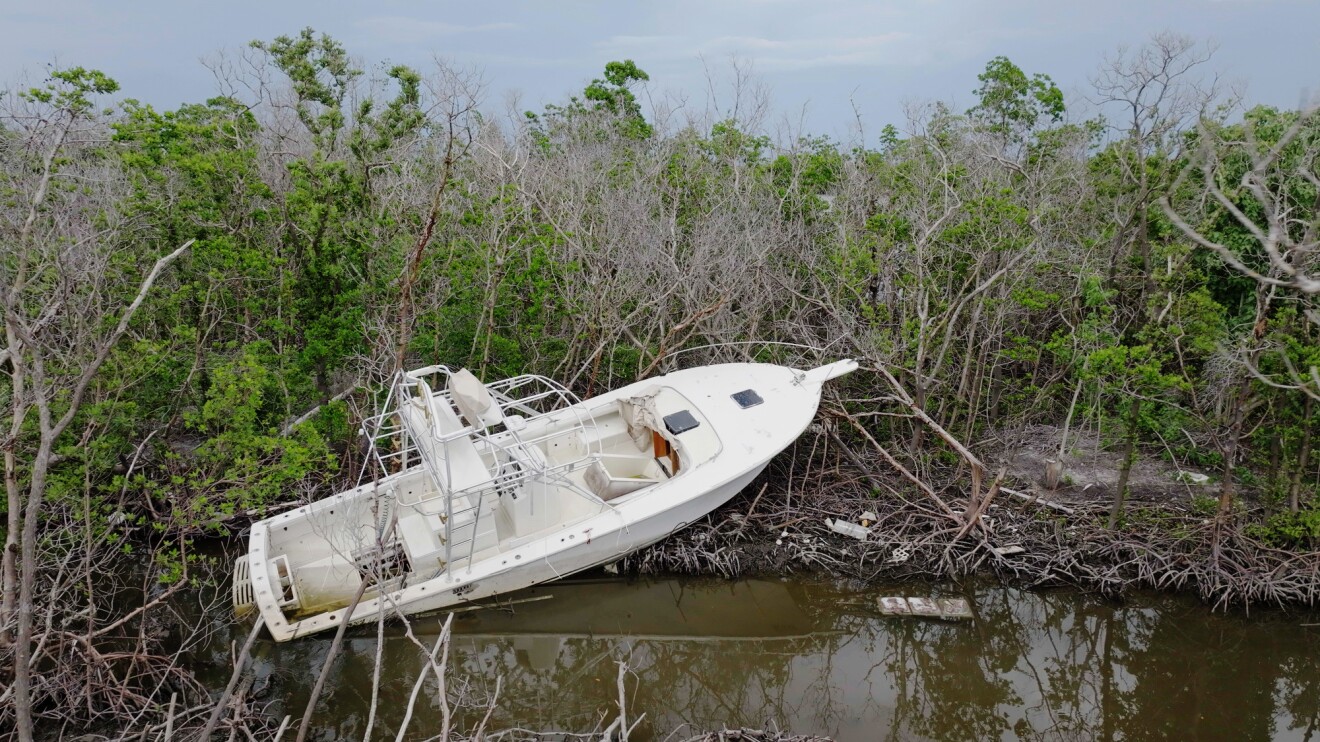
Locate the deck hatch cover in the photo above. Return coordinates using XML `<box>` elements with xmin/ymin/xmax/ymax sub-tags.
<box><xmin>663</xmin><ymin>410</ymin><xmax>701</xmax><ymax>435</ymax></box>
<box><xmin>731</xmin><ymin>389</ymin><xmax>763</xmax><ymax>409</ymax></box>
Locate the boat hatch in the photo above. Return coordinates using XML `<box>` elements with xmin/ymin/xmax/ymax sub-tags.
<box><xmin>731</xmin><ymin>389</ymin><xmax>763</xmax><ymax>408</ymax></box>
<box><xmin>662</xmin><ymin>410</ymin><xmax>700</xmax><ymax>435</ymax></box>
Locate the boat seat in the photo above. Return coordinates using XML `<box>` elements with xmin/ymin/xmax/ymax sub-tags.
<box><xmin>399</xmin><ymin>398</ymin><xmax>492</xmax><ymax>494</ymax></box>
<box><xmin>397</xmin><ymin>507</ymin><xmax>445</xmax><ymax>565</ymax></box>
<box><xmin>449</xmin><ymin>368</ymin><xmax>505</xmax><ymax>429</ymax></box>
<box><xmin>584</xmin><ymin>453</ymin><xmax>666</xmax><ymax>501</ymax></box>
<box><xmin>618</xmin><ymin>388</ymin><xmax>662</xmax><ymax>452</ymax></box>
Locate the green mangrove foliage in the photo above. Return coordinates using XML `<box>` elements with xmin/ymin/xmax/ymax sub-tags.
<box><xmin>2</xmin><ymin>27</ymin><xmax>1318</xmax><ymax>737</ymax></box>
<box><xmin>2</xmin><ymin>32</ymin><xmax>1317</xmax><ymax>556</ymax></box>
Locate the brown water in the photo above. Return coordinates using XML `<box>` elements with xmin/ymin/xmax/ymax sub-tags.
<box><xmin>201</xmin><ymin>577</ymin><xmax>1320</xmax><ymax>741</ymax></box>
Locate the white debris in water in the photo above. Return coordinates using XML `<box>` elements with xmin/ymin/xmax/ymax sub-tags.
<box><xmin>878</xmin><ymin>596</ymin><xmax>973</xmax><ymax>620</ymax></box>
<box><xmin>907</xmin><ymin>597</ymin><xmax>941</xmax><ymax>616</ymax></box>
<box><xmin>879</xmin><ymin>596</ymin><xmax>911</xmax><ymax>614</ymax></box>
<box><xmin>937</xmin><ymin>599</ymin><xmax>973</xmax><ymax>618</ymax></box>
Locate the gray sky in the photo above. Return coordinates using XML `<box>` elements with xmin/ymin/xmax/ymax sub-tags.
<box><xmin>3</xmin><ymin>0</ymin><xmax>1317</xmax><ymax>142</ymax></box>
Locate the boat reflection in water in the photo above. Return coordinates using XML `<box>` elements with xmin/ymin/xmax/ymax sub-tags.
<box><xmin>227</xmin><ymin>576</ymin><xmax>1320</xmax><ymax>741</ymax></box>
<box><xmin>453</xmin><ymin>576</ymin><xmax>823</xmax><ymax>667</ymax></box>
<box><xmin>241</xmin><ymin>577</ymin><xmax>840</xmax><ymax>737</ymax></box>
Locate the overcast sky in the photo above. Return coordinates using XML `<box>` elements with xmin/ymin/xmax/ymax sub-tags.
<box><xmin>3</xmin><ymin>0</ymin><xmax>1317</xmax><ymax>142</ymax></box>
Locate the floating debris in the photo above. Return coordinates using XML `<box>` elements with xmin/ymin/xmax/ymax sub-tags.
<box><xmin>993</xmin><ymin>545</ymin><xmax>1026</xmax><ymax>556</ymax></box>
<box><xmin>907</xmin><ymin>597</ymin><xmax>941</xmax><ymax>616</ymax></box>
<box><xmin>878</xmin><ymin>596</ymin><xmax>973</xmax><ymax>620</ymax></box>
<box><xmin>879</xmin><ymin>596</ymin><xmax>910</xmax><ymax>614</ymax></box>
<box><xmin>938</xmin><ymin>599</ymin><xmax>971</xmax><ymax>618</ymax></box>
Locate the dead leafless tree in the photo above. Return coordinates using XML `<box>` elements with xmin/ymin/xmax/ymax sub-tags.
<box><xmin>1</xmin><ymin>71</ymin><xmax>193</xmax><ymax>741</ymax></box>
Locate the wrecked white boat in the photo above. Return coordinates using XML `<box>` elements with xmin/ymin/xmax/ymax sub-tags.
<box><xmin>233</xmin><ymin>360</ymin><xmax>857</xmax><ymax>641</ymax></box>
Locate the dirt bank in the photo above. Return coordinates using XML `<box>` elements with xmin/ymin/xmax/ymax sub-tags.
<box><xmin>624</xmin><ymin>426</ymin><xmax>1320</xmax><ymax>610</ymax></box>
<box><xmin>984</xmin><ymin>423</ymin><xmax>1222</xmax><ymax>511</ymax></box>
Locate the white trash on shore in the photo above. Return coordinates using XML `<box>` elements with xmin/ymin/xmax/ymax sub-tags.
<box><xmin>826</xmin><ymin>518</ymin><xmax>872</xmax><ymax>540</ymax></box>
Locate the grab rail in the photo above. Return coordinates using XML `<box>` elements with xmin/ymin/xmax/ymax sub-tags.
<box><xmin>360</xmin><ymin>367</ymin><xmax>611</xmax><ymax>576</ymax></box>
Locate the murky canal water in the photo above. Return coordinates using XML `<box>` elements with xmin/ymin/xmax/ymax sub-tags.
<box><xmin>198</xmin><ymin>577</ymin><xmax>1320</xmax><ymax>740</ymax></box>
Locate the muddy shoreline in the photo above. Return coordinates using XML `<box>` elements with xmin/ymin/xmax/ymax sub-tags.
<box><xmin>622</xmin><ymin>439</ymin><xmax>1320</xmax><ymax>612</ymax></box>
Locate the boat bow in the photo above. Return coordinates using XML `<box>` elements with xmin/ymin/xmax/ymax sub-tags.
<box><xmin>799</xmin><ymin>359</ymin><xmax>859</xmax><ymax>386</ymax></box>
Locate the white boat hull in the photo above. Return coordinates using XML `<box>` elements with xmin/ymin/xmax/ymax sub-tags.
<box><xmin>240</xmin><ymin>360</ymin><xmax>856</xmax><ymax>642</ymax></box>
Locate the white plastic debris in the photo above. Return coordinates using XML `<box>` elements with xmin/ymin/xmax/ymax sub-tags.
<box><xmin>888</xmin><ymin>546</ymin><xmax>911</xmax><ymax>564</ymax></box>
<box><xmin>1176</xmin><ymin>470</ymin><xmax>1211</xmax><ymax>485</ymax></box>
<box><xmin>907</xmin><ymin>597</ymin><xmax>941</xmax><ymax>616</ymax></box>
<box><xmin>993</xmin><ymin>545</ymin><xmax>1026</xmax><ymax>556</ymax></box>
<box><xmin>878</xmin><ymin>596</ymin><xmax>973</xmax><ymax>620</ymax></box>
<box><xmin>879</xmin><ymin>596</ymin><xmax>911</xmax><ymax>614</ymax></box>
<box><xmin>937</xmin><ymin>599</ymin><xmax>973</xmax><ymax>619</ymax></box>
<box><xmin>826</xmin><ymin>518</ymin><xmax>871</xmax><ymax>540</ymax></box>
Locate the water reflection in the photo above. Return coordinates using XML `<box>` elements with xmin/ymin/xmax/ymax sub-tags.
<box><xmin>211</xmin><ymin>577</ymin><xmax>1320</xmax><ymax>741</ymax></box>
